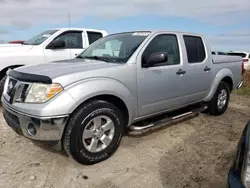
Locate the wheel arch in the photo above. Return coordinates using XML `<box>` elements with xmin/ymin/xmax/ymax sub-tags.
<box><xmin>221</xmin><ymin>76</ymin><xmax>233</xmax><ymax>91</ymax></box>
<box><xmin>69</xmin><ymin>94</ymin><xmax>130</xmax><ymax>128</ymax></box>
<box><xmin>65</xmin><ymin>78</ymin><xmax>137</xmax><ymax>127</ymax></box>
<box><xmin>204</xmin><ymin>68</ymin><xmax>234</xmax><ymax>102</ymax></box>
<box><xmin>0</xmin><ymin>65</ymin><xmax>24</xmax><ymax>80</ymax></box>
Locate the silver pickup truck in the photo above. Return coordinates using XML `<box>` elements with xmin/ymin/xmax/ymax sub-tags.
<box><xmin>1</xmin><ymin>30</ymin><xmax>244</xmax><ymax>165</ymax></box>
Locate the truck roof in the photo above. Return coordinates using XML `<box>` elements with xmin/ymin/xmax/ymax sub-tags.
<box><xmin>52</xmin><ymin>28</ymin><xmax>108</xmax><ymax>33</ymax></box>
<box><xmin>110</xmin><ymin>30</ymin><xmax>204</xmax><ymax>37</ymax></box>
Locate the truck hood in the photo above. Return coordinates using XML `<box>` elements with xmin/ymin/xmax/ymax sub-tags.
<box><xmin>15</xmin><ymin>58</ymin><xmax>122</xmax><ymax>79</ymax></box>
<box><xmin>0</xmin><ymin>45</ymin><xmax>33</xmax><ymax>53</ymax></box>
<box><xmin>0</xmin><ymin>43</ymin><xmax>22</xmax><ymax>47</ymax></box>
<box><xmin>0</xmin><ymin>44</ymin><xmax>22</xmax><ymax>47</ymax></box>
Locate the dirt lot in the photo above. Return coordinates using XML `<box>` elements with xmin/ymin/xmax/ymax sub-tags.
<box><xmin>0</xmin><ymin>94</ymin><xmax>249</xmax><ymax>188</ymax></box>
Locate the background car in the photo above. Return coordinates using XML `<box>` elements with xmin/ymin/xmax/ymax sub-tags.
<box><xmin>227</xmin><ymin>51</ymin><xmax>250</xmax><ymax>70</ymax></box>
<box><xmin>8</xmin><ymin>40</ymin><xmax>25</xmax><ymax>44</ymax></box>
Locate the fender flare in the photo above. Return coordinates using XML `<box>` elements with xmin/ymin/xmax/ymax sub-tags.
<box><xmin>65</xmin><ymin>77</ymin><xmax>137</xmax><ymax>124</ymax></box>
<box><xmin>204</xmin><ymin>68</ymin><xmax>234</xmax><ymax>101</ymax></box>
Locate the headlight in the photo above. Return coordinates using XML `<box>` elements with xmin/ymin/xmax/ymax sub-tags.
<box><xmin>25</xmin><ymin>83</ymin><xmax>63</xmax><ymax>103</ymax></box>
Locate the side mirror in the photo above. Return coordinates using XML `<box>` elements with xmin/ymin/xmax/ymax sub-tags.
<box><xmin>143</xmin><ymin>52</ymin><xmax>168</xmax><ymax>67</ymax></box>
<box><xmin>47</xmin><ymin>40</ymin><xmax>65</xmax><ymax>49</ymax></box>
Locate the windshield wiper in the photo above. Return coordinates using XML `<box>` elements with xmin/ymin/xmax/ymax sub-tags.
<box><xmin>81</xmin><ymin>56</ymin><xmax>109</xmax><ymax>62</ymax></box>
<box><xmin>75</xmin><ymin>56</ymin><xmax>83</xmax><ymax>59</ymax></box>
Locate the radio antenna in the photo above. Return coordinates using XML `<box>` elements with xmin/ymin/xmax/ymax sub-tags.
<box><xmin>68</xmin><ymin>12</ymin><xmax>72</xmax><ymax>58</ymax></box>
<box><xmin>68</xmin><ymin>12</ymin><xmax>71</xmax><ymax>29</ymax></box>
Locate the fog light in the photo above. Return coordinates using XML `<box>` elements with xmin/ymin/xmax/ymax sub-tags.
<box><xmin>27</xmin><ymin>123</ymin><xmax>37</xmax><ymax>136</ymax></box>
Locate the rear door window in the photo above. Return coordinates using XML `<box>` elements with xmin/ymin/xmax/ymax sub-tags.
<box><xmin>87</xmin><ymin>32</ymin><xmax>103</xmax><ymax>45</ymax></box>
<box><xmin>183</xmin><ymin>35</ymin><xmax>206</xmax><ymax>63</ymax></box>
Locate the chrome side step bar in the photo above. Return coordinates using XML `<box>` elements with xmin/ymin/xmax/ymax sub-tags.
<box><xmin>128</xmin><ymin>104</ymin><xmax>208</xmax><ymax>136</ymax></box>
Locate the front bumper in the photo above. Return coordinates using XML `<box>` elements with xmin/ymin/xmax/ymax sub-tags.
<box><xmin>2</xmin><ymin>100</ymin><xmax>69</xmax><ymax>141</ymax></box>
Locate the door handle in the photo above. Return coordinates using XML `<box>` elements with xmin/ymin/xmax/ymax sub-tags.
<box><xmin>176</xmin><ymin>69</ymin><xmax>186</xmax><ymax>75</ymax></box>
<box><xmin>204</xmin><ymin>66</ymin><xmax>211</xmax><ymax>72</ymax></box>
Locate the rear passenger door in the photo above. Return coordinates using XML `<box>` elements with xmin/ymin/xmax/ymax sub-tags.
<box><xmin>182</xmin><ymin>35</ymin><xmax>213</xmax><ymax>101</ymax></box>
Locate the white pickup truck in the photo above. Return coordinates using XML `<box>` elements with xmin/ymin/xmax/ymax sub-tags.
<box><xmin>0</xmin><ymin>28</ymin><xmax>108</xmax><ymax>99</ymax></box>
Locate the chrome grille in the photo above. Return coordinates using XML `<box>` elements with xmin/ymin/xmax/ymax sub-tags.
<box><xmin>13</xmin><ymin>83</ymin><xmax>30</xmax><ymax>103</ymax></box>
<box><xmin>6</xmin><ymin>78</ymin><xmax>17</xmax><ymax>96</ymax></box>
<box><xmin>4</xmin><ymin>77</ymin><xmax>31</xmax><ymax>104</ymax></box>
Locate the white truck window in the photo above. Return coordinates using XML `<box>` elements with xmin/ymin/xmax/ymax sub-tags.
<box><xmin>78</xmin><ymin>32</ymin><xmax>148</xmax><ymax>63</ymax></box>
<box><xmin>53</xmin><ymin>31</ymin><xmax>83</xmax><ymax>49</ymax></box>
<box><xmin>87</xmin><ymin>32</ymin><xmax>103</xmax><ymax>45</ymax></box>
<box><xmin>183</xmin><ymin>35</ymin><xmax>206</xmax><ymax>63</ymax></box>
<box><xmin>142</xmin><ymin>34</ymin><xmax>180</xmax><ymax>66</ymax></box>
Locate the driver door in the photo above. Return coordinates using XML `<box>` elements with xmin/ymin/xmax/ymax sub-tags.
<box><xmin>136</xmin><ymin>33</ymin><xmax>188</xmax><ymax>117</ymax></box>
<box><xmin>44</xmin><ymin>31</ymin><xmax>84</xmax><ymax>62</ymax></box>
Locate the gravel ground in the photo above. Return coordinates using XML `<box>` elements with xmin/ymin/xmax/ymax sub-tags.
<box><xmin>0</xmin><ymin>94</ymin><xmax>249</xmax><ymax>188</ymax></box>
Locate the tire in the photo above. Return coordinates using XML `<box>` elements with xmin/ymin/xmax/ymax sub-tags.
<box><xmin>206</xmin><ymin>81</ymin><xmax>230</xmax><ymax>116</ymax></box>
<box><xmin>63</xmin><ymin>100</ymin><xmax>125</xmax><ymax>165</ymax></box>
<box><xmin>0</xmin><ymin>75</ymin><xmax>7</xmax><ymax>104</ymax></box>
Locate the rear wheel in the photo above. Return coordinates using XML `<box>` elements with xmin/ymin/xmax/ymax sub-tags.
<box><xmin>63</xmin><ymin>100</ymin><xmax>124</xmax><ymax>165</ymax></box>
<box><xmin>206</xmin><ymin>81</ymin><xmax>230</xmax><ymax>116</ymax></box>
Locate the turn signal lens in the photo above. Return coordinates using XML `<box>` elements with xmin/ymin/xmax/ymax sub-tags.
<box><xmin>47</xmin><ymin>83</ymin><xmax>63</xmax><ymax>99</ymax></box>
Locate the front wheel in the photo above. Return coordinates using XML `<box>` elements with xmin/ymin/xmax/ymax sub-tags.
<box><xmin>63</xmin><ymin>100</ymin><xmax>125</xmax><ymax>165</ymax></box>
<box><xmin>206</xmin><ymin>81</ymin><xmax>230</xmax><ymax>116</ymax></box>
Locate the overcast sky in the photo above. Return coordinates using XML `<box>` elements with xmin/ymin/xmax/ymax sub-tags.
<box><xmin>0</xmin><ymin>0</ymin><xmax>249</xmax><ymax>51</ymax></box>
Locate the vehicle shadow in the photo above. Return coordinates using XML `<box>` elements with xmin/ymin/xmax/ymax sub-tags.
<box><xmin>31</xmin><ymin>140</ymin><xmax>68</xmax><ymax>157</ymax></box>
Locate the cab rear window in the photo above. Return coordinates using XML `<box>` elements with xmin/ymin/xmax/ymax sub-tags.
<box><xmin>183</xmin><ymin>35</ymin><xmax>206</xmax><ymax>63</ymax></box>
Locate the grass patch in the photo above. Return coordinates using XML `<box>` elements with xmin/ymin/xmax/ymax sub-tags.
<box><xmin>233</xmin><ymin>86</ymin><xmax>250</xmax><ymax>96</ymax></box>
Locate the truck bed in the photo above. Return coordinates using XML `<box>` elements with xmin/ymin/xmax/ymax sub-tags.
<box><xmin>212</xmin><ymin>55</ymin><xmax>243</xmax><ymax>89</ymax></box>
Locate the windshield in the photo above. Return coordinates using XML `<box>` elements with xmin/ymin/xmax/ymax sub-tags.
<box><xmin>23</xmin><ymin>30</ymin><xmax>58</xmax><ymax>45</ymax></box>
<box><xmin>78</xmin><ymin>31</ymin><xmax>151</xmax><ymax>63</ymax></box>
